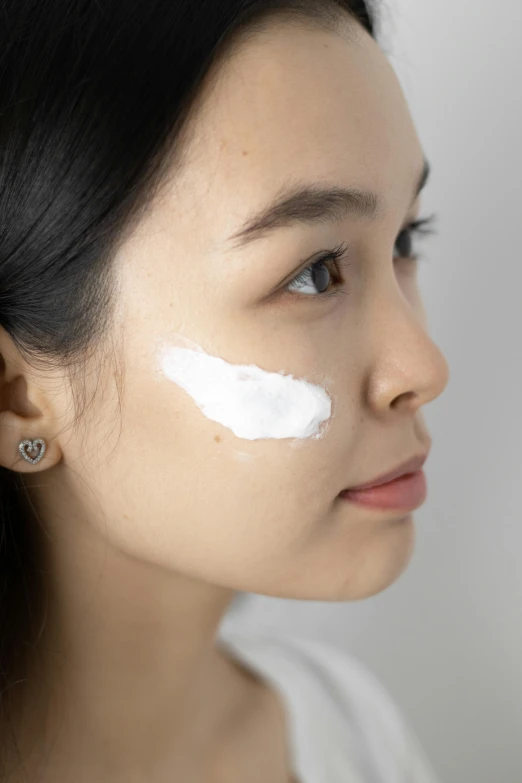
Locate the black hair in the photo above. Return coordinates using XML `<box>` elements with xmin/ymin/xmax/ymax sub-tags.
<box><xmin>0</xmin><ymin>0</ymin><xmax>376</xmax><ymax>773</ymax></box>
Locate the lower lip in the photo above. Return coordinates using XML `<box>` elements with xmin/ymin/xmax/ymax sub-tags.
<box><xmin>339</xmin><ymin>470</ymin><xmax>427</xmax><ymax>511</ymax></box>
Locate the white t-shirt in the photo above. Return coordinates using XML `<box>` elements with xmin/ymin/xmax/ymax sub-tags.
<box><xmin>218</xmin><ymin>629</ymin><xmax>441</xmax><ymax>783</ymax></box>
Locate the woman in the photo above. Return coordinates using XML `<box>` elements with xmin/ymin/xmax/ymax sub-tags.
<box><xmin>0</xmin><ymin>0</ymin><xmax>450</xmax><ymax>781</ymax></box>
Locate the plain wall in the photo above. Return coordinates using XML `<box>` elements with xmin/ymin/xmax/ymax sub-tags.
<box><xmin>221</xmin><ymin>1</ymin><xmax>522</xmax><ymax>780</ymax></box>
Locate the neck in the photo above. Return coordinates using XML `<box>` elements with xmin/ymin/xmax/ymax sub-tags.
<box><xmin>9</xmin><ymin>510</ymin><xmax>250</xmax><ymax>780</ymax></box>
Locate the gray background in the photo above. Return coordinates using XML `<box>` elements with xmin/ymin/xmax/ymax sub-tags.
<box><xmin>221</xmin><ymin>1</ymin><xmax>522</xmax><ymax>780</ymax></box>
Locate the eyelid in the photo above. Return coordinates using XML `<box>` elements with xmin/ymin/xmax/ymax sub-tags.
<box><xmin>285</xmin><ymin>244</ymin><xmax>350</xmax><ymax>298</ymax></box>
<box><xmin>402</xmin><ymin>212</ymin><xmax>438</xmax><ymax>236</ymax></box>
<box><xmin>271</xmin><ymin>241</ymin><xmax>354</xmax><ymax>295</ymax></box>
<box><xmin>264</xmin><ymin>212</ymin><xmax>438</xmax><ymax>301</ymax></box>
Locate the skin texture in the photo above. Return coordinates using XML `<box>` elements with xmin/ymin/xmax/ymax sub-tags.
<box><xmin>0</xmin><ymin>13</ymin><xmax>449</xmax><ymax>783</ymax></box>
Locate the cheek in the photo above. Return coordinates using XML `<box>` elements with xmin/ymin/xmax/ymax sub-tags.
<box><xmin>396</xmin><ymin>263</ymin><xmax>423</xmax><ymax>308</ymax></box>
<box><xmin>64</xmin><ymin>340</ymin><xmax>377</xmax><ymax>599</ymax></box>
<box><xmin>156</xmin><ymin>343</ymin><xmax>333</xmax><ymax>441</ymax></box>
<box><xmin>416</xmin><ymin>293</ymin><xmax>429</xmax><ymax>330</ymax></box>
<box><xmin>83</xmin><ymin>417</ymin><xmax>343</xmax><ymax>582</ymax></box>
<box><xmin>75</xmin><ymin>335</ymin><xmax>364</xmax><ymax>582</ymax></box>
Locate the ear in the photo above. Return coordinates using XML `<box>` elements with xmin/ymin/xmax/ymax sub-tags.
<box><xmin>0</xmin><ymin>328</ymin><xmax>63</xmax><ymax>473</ymax></box>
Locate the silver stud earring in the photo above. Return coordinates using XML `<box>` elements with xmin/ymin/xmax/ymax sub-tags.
<box><xmin>18</xmin><ymin>438</ymin><xmax>47</xmax><ymax>465</ymax></box>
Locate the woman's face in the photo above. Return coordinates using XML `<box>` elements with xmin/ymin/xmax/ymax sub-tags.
<box><xmin>41</xmin><ymin>18</ymin><xmax>449</xmax><ymax>601</ymax></box>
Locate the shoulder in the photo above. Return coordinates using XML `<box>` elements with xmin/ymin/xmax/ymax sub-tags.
<box><xmin>283</xmin><ymin>634</ymin><xmax>409</xmax><ymax>733</ymax></box>
<box><xmin>223</xmin><ymin>629</ymin><xmax>440</xmax><ymax>782</ymax></box>
<box><xmin>280</xmin><ymin>633</ymin><xmax>441</xmax><ymax>782</ymax></box>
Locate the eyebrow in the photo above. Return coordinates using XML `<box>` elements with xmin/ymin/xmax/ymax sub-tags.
<box><xmin>226</xmin><ymin>158</ymin><xmax>430</xmax><ymax>251</ymax></box>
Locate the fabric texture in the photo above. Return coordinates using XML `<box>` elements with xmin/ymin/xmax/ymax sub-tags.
<box><xmin>218</xmin><ymin>629</ymin><xmax>441</xmax><ymax>783</ymax></box>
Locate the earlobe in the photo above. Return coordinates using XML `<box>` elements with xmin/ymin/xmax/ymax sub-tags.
<box><xmin>0</xmin><ymin>342</ymin><xmax>62</xmax><ymax>473</ymax></box>
<box><xmin>0</xmin><ymin>408</ymin><xmax>60</xmax><ymax>473</ymax></box>
<box><xmin>18</xmin><ymin>437</ymin><xmax>47</xmax><ymax>465</ymax></box>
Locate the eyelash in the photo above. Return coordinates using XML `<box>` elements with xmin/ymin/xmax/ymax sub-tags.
<box><xmin>287</xmin><ymin>213</ymin><xmax>438</xmax><ymax>299</ymax></box>
<box><xmin>286</xmin><ymin>241</ymin><xmax>349</xmax><ymax>299</ymax></box>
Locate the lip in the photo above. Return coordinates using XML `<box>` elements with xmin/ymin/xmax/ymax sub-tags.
<box><xmin>346</xmin><ymin>453</ymin><xmax>429</xmax><ymax>491</ymax></box>
<box><xmin>339</xmin><ymin>470</ymin><xmax>427</xmax><ymax>512</ymax></box>
<box><xmin>338</xmin><ymin>452</ymin><xmax>430</xmax><ymax>512</ymax></box>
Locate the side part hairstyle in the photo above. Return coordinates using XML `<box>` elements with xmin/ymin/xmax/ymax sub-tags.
<box><xmin>0</xmin><ymin>0</ymin><xmax>376</xmax><ymax>769</ymax></box>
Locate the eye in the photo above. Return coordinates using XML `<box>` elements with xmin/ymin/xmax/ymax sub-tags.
<box><xmin>393</xmin><ymin>215</ymin><xmax>437</xmax><ymax>261</ymax></box>
<box><xmin>286</xmin><ymin>243</ymin><xmax>348</xmax><ymax>297</ymax></box>
<box><xmin>394</xmin><ymin>227</ymin><xmax>414</xmax><ymax>259</ymax></box>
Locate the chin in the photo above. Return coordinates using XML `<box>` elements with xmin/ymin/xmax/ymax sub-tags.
<box><xmin>306</xmin><ymin>512</ymin><xmax>417</xmax><ymax>603</ymax></box>
<box><xmin>246</xmin><ymin>514</ymin><xmax>417</xmax><ymax>603</ymax></box>
<box><xmin>340</xmin><ymin>513</ymin><xmax>417</xmax><ymax>601</ymax></box>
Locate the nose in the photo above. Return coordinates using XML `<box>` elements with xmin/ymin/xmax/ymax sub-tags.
<box><xmin>364</xmin><ymin>287</ymin><xmax>450</xmax><ymax>417</ymax></box>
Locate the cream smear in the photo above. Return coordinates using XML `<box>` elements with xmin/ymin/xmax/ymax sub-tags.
<box><xmin>157</xmin><ymin>342</ymin><xmax>332</xmax><ymax>441</ymax></box>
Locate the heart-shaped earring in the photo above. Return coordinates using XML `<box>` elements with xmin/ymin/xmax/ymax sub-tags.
<box><xmin>18</xmin><ymin>438</ymin><xmax>47</xmax><ymax>465</ymax></box>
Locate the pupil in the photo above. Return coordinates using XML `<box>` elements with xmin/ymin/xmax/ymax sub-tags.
<box><xmin>395</xmin><ymin>229</ymin><xmax>412</xmax><ymax>258</ymax></box>
<box><xmin>312</xmin><ymin>261</ymin><xmax>331</xmax><ymax>293</ymax></box>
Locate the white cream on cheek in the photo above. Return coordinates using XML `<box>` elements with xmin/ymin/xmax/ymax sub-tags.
<box><xmin>157</xmin><ymin>341</ymin><xmax>332</xmax><ymax>441</ymax></box>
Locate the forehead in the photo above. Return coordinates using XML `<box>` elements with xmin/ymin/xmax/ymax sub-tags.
<box><xmin>164</xmin><ymin>20</ymin><xmax>423</xmax><ymax>238</ymax></box>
